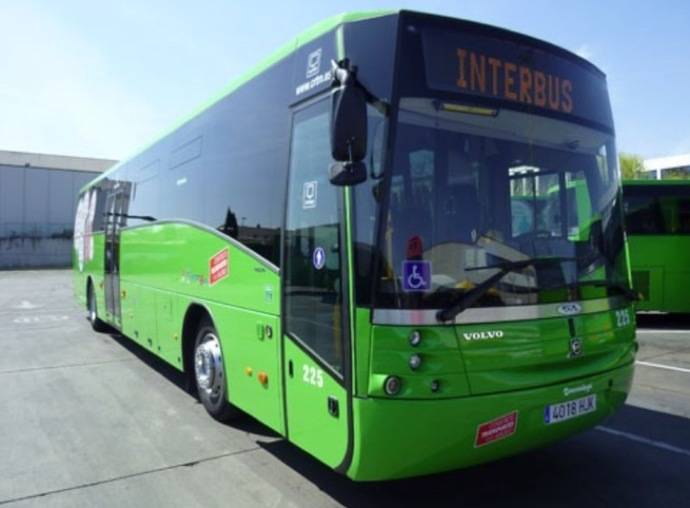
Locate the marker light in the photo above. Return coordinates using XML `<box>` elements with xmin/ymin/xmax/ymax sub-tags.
<box><xmin>431</xmin><ymin>379</ymin><xmax>440</xmax><ymax>393</ymax></box>
<box><xmin>384</xmin><ymin>376</ymin><xmax>401</xmax><ymax>396</ymax></box>
<box><xmin>409</xmin><ymin>330</ymin><xmax>422</xmax><ymax>347</ymax></box>
<box><xmin>409</xmin><ymin>353</ymin><xmax>422</xmax><ymax>370</ymax></box>
<box><xmin>440</xmin><ymin>102</ymin><xmax>498</xmax><ymax>117</ymax></box>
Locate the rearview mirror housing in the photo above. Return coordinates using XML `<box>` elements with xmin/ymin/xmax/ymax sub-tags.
<box><xmin>330</xmin><ymin>82</ymin><xmax>367</xmax><ymax>163</ymax></box>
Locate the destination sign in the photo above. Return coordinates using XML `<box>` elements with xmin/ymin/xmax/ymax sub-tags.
<box><xmin>421</xmin><ymin>29</ymin><xmax>613</xmax><ymax>128</ymax></box>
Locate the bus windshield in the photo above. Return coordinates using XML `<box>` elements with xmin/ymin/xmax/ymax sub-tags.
<box><xmin>375</xmin><ymin>97</ymin><xmax>626</xmax><ymax>310</ymax></box>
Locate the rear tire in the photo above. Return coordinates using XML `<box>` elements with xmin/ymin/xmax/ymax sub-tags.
<box><xmin>193</xmin><ymin>318</ymin><xmax>239</xmax><ymax>422</ymax></box>
<box><xmin>87</xmin><ymin>283</ymin><xmax>108</xmax><ymax>332</ymax></box>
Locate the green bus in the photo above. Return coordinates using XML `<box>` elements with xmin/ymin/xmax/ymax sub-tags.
<box><xmin>623</xmin><ymin>180</ymin><xmax>690</xmax><ymax>313</ymax></box>
<box><xmin>73</xmin><ymin>11</ymin><xmax>637</xmax><ymax>480</ymax></box>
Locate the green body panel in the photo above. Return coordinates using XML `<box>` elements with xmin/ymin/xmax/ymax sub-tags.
<box><xmin>75</xmin><ymin>222</ymin><xmax>285</xmax><ymax>433</ymax></box>
<box><xmin>369</xmin><ymin>325</ymin><xmax>471</xmax><ymax>398</ymax></box>
<box><xmin>366</xmin><ymin>308</ymin><xmax>634</xmax><ymax>398</ymax></box>
<box><xmin>628</xmin><ymin>235</ymin><xmax>690</xmax><ymax>313</ymax></box>
<box><xmin>347</xmin><ymin>362</ymin><xmax>633</xmax><ymax>480</ymax></box>
<box><xmin>283</xmin><ymin>339</ymin><xmax>349</xmax><ymax>468</ymax></box>
<box><xmin>460</xmin><ymin>310</ymin><xmax>634</xmax><ymax>395</ymax></box>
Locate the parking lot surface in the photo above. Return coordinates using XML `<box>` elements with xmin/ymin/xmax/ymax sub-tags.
<box><xmin>0</xmin><ymin>270</ymin><xmax>688</xmax><ymax>507</ymax></box>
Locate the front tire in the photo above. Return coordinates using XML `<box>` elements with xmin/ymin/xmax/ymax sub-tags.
<box><xmin>193</xmin><ymin>318</ymin><xmax>239</xmax><ymax>421</ymax></box>
<box><xmin>87</xmin><ymin>283</ymin><xmax>108</xmax><ymax>332</ymax></box>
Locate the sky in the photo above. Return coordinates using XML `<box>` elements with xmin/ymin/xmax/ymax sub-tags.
<box><xmin>1</xmin><ymin>0</ymin><xmax>689</xmax><ymax>161</ymax></box>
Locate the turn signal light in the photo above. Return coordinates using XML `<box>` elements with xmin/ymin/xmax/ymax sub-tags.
<box><xmin>257</xmin><ymin>371</ymin><xmax>268</xmax><ymax>385</ymax></box>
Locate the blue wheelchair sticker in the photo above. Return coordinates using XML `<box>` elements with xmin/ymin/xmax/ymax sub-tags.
<box><xmin>402</xmin><ymin>260</ymin><xmax>431</xmax><ymax>292</ymax></box>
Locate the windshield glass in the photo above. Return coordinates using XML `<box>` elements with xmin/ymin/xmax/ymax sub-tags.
<box><xmin>374</xmin><ymin>97</ymin><xmax>627</xmax><ymax>310</ymax></box>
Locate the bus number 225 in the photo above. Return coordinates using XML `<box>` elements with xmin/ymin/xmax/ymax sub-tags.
<box><xmin>302</xmin><ymin>365</ymin><xmax>324</xmax><ymax>388</ymax></box>
<box><xmin>615</xmin><ymin>309</ymin><xmax>631</xmax><ymax>327</ymax></box>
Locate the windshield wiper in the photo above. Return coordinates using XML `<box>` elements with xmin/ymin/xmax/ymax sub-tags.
<box><xmin>436</xmin><ymin>256</ymin><xmax>575</xmax><ymax>322</ymax></box>
<box><xmin>546</xmin><ymin>280</ymin><xmax>641</xmax><ymax>302</ymax></box>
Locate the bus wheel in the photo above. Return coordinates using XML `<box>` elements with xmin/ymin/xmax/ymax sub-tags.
<box><xmin>87</xmin><ymin>283</ymin><xmax>108</xmax><ymax>332</ymax></box>
<box><xmin>193</xmin><ymin>318</ymin><xmax>239</xmax><ymax>421</ymax></box>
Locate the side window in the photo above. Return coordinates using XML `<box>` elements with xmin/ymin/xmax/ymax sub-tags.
<box><xmin>678</xmin><ymin>198</ymin><xmax>690</xmax><ymax>233</ymax></box>
<box><xmin>284</xmin><ymin>100</ymin><xmax>344</xmax><ymax>374</ymax></box>
<box><xmin>624</xmin><ymin>195</ymin><xmax>665</xmax><ymax>234</ymax></box>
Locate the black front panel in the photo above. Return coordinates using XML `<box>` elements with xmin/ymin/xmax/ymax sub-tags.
<box><xmin>396</xmin><ymin>12</ymin><xmax>614</xmax><ymax>132</ymax></box>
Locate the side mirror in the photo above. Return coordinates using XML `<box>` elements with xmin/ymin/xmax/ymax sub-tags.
<box><xmin>329</xmin><ymin>60</ymin><xmax>368</xmax><ymax>186</ymax></box>
<box><xmin>330</xmin><ymin>85</ymin><xmax>367</xmax><ymax>162</ymax></box>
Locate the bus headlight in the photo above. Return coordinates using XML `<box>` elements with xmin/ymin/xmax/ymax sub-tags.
<box><xmin>409</xmin><ymin>353</ymin><xmax>422</xmax><ymax>370</ymax></box>
<box><xmin>384</xmin><ymin>375</ymin><xmax>401</xmax><ymax>396</ymax></box>
<box><xmin>409</xmin><ymin>330</ymin><xmax>422</xmax><ymax>347</ymax></box>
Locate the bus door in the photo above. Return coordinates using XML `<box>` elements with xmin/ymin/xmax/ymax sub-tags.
<box><xmin>104</xmin><ymin>184</ymin><xmax>128</xmax><ymax>327</ymax></box>
<box><xmin>281</xmin><ymin>100</ymin><xmax>352</xmax><ymax>470</ymax></box>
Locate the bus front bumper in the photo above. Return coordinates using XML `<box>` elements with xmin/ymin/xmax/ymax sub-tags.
<box><xmin>346</xmin><ymin>362</ymin><xmax>634</xmax><ymax>481</ymax></box>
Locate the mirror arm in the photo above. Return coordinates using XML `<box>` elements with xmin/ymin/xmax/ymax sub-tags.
<box><xmin>331</xmin><ymin>59</ymin><xmax>389</xmax><ymax>115</ymax></box>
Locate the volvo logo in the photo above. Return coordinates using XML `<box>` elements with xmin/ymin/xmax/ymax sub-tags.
<box><xmin>568</xmin><ymin>337</ymin><xmax>583</xmax><ymax>358</ymax></box>
<box><xmin>557</xmin><ymin>302</ymin><xmax>582</xmax><ymax>316</ymax></box>
<box><xmin>463</xmin><ymin>330</ymin><xmax>504</xmax><ymax>341</ymax></box>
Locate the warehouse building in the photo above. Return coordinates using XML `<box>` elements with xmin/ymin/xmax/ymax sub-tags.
<box><xmin>0</xmin><ymin>150</ymin><xmax>116</xmax><ymax>269</ymax></box>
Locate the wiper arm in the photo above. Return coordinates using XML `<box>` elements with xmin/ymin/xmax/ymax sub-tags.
<box><xmin>436</xmin><ymin>256</ymin><xmax>575</xmax><ymax>323</ymax></box>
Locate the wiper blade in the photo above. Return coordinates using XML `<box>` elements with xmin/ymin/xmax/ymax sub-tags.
<box><xmin>436</xmin><ymin>256</ymin><xmax>574</xmax><ymax>323</ymax></box>
<box><xmin>550</xmin><ymin>280</ymin><xmax>641</xmax><ymax>302</ymax></box>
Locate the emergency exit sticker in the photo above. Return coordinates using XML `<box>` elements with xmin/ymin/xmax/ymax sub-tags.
<box><xmin>474</xmin><ymin>411</ymin><xmax>518</xmax><ymax>448</ymax></box>
<box><xmin>209</xmin><ymin>248</ymin><xmax>229</xmax><ymax>285</ymax></box>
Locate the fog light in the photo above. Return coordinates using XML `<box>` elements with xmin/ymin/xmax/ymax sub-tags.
<box><xmin>409</xmin><ymin>330</ymin><xmax>422</xmax><ymax>347</ymax></box>
<box><xmin>409</xmin><ymin>353</ymin><xmax>422</xmax><ymax>370</ymax></box>
<box><xmin>384</xmin><ymin>375</ymin><xmax>401</xmax><ymax>396</ymax></box>
<box><xmin>431</xmin><ymin>379</ymin><xmax>440</xmax><ymax>392</ymax></box>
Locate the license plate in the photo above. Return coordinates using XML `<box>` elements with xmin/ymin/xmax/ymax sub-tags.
<box><xmin>544</xmin><ymin>394</ymin><xmax>597</xmax><ymax>424</ymax></box>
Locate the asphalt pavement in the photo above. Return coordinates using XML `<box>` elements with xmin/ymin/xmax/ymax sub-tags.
<box><xmin>0</xmin><ymin>270</ymin><xmax>688</xmax><ymax>507</ymax></box>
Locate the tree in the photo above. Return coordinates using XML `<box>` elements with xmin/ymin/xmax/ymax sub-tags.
<box><xmin>618</xmin><ymin>153</ymin><xmax>645</xmax><ymax>180</ymax></box>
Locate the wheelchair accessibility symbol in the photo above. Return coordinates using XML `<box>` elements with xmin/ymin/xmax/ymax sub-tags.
<box><xmin>402</xmin><ymin>260</ymin><xmax>431</xmax><ymax>292</ymax></box>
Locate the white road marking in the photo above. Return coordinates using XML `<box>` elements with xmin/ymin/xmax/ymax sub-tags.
<box><xmin>12</xmin><ymin>315</ymin><xmax>69</xmax><ymax>324</ymax></box>
<box><xmin>11</xmin><ymin>300</ymin><xmax>41</xmax><ymax>310</ymax></box>
<box><xmin>596</xmin><ymin>426</ymin><xmax>690</xmax><ymax>458</ymax></box>
<box><xmin>635</xmin><ymin>360</ymin><xmax>690</xmax><ymax>374</ymax></box>
<box><xmin>637</xmin><ymin>329</ymin><xmax>690</xmax><ymax>335</ymax></box>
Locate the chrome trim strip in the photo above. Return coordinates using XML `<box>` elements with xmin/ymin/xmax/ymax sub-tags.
<box><xmin>372</xmin><ymin>297</ymin><xmax>627</xmax><ymax>326</ymax></box>
<box><xmin>120</xmin><ymin>218</ymin><xmax>280</xmax><ymax>274</ymax></box>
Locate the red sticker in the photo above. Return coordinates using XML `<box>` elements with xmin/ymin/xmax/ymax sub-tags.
<box><xmin>475</xmin><ymin>411</ymin><xmax>518</xmax><ymax>448</ymax></box>
<box><xmin>406</xmin><ymin>235</ymin><xmax>423</xmax><ymax>259</ymax></box>
<box><xmin>209</xmin><ymin>248</ymin><xmax>229</xmax><ymax>285</ymax></box>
